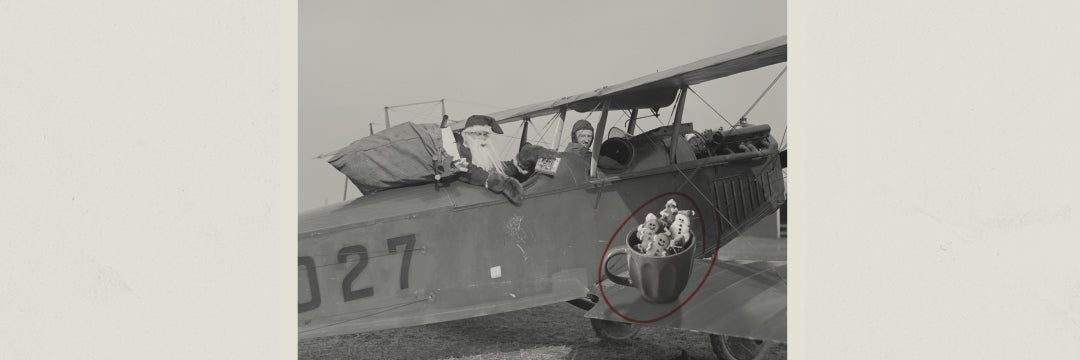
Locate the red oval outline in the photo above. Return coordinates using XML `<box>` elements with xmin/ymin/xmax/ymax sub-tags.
<box><xmin>596</xmin><ymin>191</ymin><xmax>720</xmax><ymax>323</ymax></box>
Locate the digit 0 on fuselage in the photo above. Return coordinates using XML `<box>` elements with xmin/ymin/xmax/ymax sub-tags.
<box><xmin>299</xmin><ymin>36</ymin><xmax>787</xmax><ymax>339</ymax></box>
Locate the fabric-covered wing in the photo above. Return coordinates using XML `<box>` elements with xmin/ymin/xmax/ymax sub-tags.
<box><xmin>449</xmin><ymin>35</ymin><xmax>786</xmax><ymax>129</ymax></box>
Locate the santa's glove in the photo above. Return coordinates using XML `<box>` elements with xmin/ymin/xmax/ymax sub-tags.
<box><xmin>515</xmin><ymin>144</ymin><xmax>558</xmax><ymax>173</ymax></box>
<box><xmin>485</xmin><ymin>171</ymin><xmax>508</xmax><ymax>192</ymax></box>
<box><xmin>501</xmin><ymin>177</ymin><xmax>525</xmax><ymax>205</ymax></box>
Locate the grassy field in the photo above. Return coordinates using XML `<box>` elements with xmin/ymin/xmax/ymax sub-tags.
<box><xmin>299</xmin><ymin>302</ymin><xmax>721</xmax><ymax>360</ymax></box>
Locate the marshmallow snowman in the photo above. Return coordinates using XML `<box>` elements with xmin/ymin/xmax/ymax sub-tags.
<box><xmin>669</xmin><ymin>210</ymin><xmax>696</xmax><ymax>251</ymax></box>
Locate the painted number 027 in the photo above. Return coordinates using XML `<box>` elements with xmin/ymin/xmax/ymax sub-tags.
<box><xmin>299</xmin><ymin>234</ymin><xmax>418</xmax><ymax>313</ymax></box>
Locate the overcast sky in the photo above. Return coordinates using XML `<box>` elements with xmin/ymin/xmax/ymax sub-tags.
<box><xmin>300</xmin><ymin>0</ymin><xmax>786</xmax><ymax>211</ymax></box>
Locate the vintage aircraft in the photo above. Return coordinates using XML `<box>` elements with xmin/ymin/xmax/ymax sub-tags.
<box><xmin>300</xmin><ymin>35</ymin><xmax>788</xmax><ymax>359</ymax></box>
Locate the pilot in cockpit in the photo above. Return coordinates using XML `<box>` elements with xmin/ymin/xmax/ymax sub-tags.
<box><xmin>563</xmin><ymin>120</ymin><xmax>594</xmax><ymax>158</ymax></box>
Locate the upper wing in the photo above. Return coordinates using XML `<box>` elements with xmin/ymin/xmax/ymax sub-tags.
<box><xmin>450</xmin><ymin>35</ymin><xmax>787</xmax><ymax>130</ymax></box>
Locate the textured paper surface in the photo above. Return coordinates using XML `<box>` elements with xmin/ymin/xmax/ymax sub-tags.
<box><xmin>4</xmin><ymin>1</ymin><xmax>1080</xmax><ymax>359</ymax></box>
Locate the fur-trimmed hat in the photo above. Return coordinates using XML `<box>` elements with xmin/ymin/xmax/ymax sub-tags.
<box><xmin>464</xmin><ymin>115</ymin><xmax>503</xmax><ymax>134</ymax></box>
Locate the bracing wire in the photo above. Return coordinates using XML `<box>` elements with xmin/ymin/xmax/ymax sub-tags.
<box><xmin>388</xmin><ymin>103</ymin><xmax>441</xmax><ymax>122</ymax></box>
<box><xmin>530</xmin><ymin>113</ymin><xmax>560</xmax><ymax>147</ymax></box>
<box><xmin>739</xmin><ymin>66</ymin><xmax>787</xmax><ymax>121</ymax></box>
<box><xmin>581</xmin><ymin>101</ymin><xmax>603</xmax><ymax>121</ymax></box>
<box><xmin>662</xmin><ymin>91</ymin><xmax>682</xmax><ymax>126</ymax></box>
<box><xmin>688</xmin><ymin>86</ymin><xmax>735</xmax><ymax>129</ymax></box>
<box><xmin>778</xmin><ymin>127</ymin><xmax>788</xmax><ymax>151</ymax></box>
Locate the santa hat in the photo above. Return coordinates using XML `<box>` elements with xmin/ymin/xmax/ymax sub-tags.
<box><xmin>464</xmin><ymin>115</ymin><xmax>503</xmax><ymax>134</ymax></box>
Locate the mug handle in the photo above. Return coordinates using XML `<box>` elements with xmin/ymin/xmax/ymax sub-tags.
<box><xmin>603</xmin><ymin>247</ymin><xmax>633</xmax><ymax>287</ymax></box>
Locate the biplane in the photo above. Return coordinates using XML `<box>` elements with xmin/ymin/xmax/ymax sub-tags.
<box><xmin>300</xmin><ymin>36</ymin><xmax>788</xmax><ymax>360</ymax></box>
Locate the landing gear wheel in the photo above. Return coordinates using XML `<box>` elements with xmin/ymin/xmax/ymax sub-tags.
<box><xmin>710</xmin><ymin>335</ymin><xmax>785</xmax><ymax>360</ymax></box>
<box><xmin>589</xmin><ymin>318</ymin><xmax>640</xmax><ymax>341</ymax></box>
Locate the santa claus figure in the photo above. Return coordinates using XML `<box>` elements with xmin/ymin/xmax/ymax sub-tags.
<box><xmin>453</xmin><ymin>115</ymin><xmax>560</xmax><ymax>204</ymax></box>
<box><xmin>454</xmin><ymin>115</ymin><xmax>525</xmax><ymax>204</ymax></box>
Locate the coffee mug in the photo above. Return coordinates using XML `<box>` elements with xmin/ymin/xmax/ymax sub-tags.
<box><xmin>603</xmin><ymin>231</ymin><xmax>695</xmax><ymax>304</ymax></box>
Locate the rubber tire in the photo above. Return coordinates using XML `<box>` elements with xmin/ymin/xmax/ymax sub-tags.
<box><xmin>710</xmin><ymin>335</ymin><xmax>786</xmax><ymax>360</ymax></box>
<box><xmin>589</xmin><ymin>318</ymin><xmax>640</xmax><ymax>341</ymax></box>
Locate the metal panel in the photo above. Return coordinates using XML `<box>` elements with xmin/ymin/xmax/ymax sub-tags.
<box><xmin>762</xmin><ymin>168</ymin><xmax>773</xmax><ymax>196</ymax></box>
<box><xmin>710</xmin><ymin>156</ymin><xmax>785</xmax><ymax>243</ymax></box>
<box><xmin>754</xmin><ymin>176</ymin><xmax>765</xmax><ymax>208</ymax></box>
<box><xmin>739</xmin><ymin>177</ymin><xmax>750</xmax><ymax>220</ymax></box>
<box><xmin>716</xmin><ymin>174</ymin><xmax>758</xmax><ymax>236</ymax></box>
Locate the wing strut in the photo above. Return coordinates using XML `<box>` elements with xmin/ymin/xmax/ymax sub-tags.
<box><xmin>589</xmin><ymin>101</ymin><xmax>610</xmax><ymax>178</ymax></box>
<box><xmin>519</xmin><ymin>117</ymin><xmax>530</xmax><ymax>150</ymax></box>
<box><xmin>669</xmin><ymin>86</ymin><xmax>689</xmax><ymax>164</ymax></box>
<box><xmin>554</xmin><ymin>107</ymin><xmax>567</xmax><ymax>151</ymax></box>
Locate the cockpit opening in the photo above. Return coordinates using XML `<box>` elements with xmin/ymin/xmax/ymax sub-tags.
<box><xmin>598</xmin><ymin>137</ymin><xmax>634</xmax><ymax>172</ymax></box>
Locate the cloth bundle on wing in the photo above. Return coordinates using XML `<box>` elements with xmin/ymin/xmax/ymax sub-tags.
<box><xmin>326</xmin><ymin>122</ymin><xmax>457</xmax><ymax>194</ymax></box>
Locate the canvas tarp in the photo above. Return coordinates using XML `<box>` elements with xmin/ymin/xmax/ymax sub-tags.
<box><xmin>327</xmin><ymin>122</ymin><xmax>457</xmax><ymax>194</ymax></box>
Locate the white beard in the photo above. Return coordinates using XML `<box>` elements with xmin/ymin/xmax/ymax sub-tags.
<box><xmin>463</xmin><ymin>131</ymin><xmax>506</xmax><ymax>176</ymax></box>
